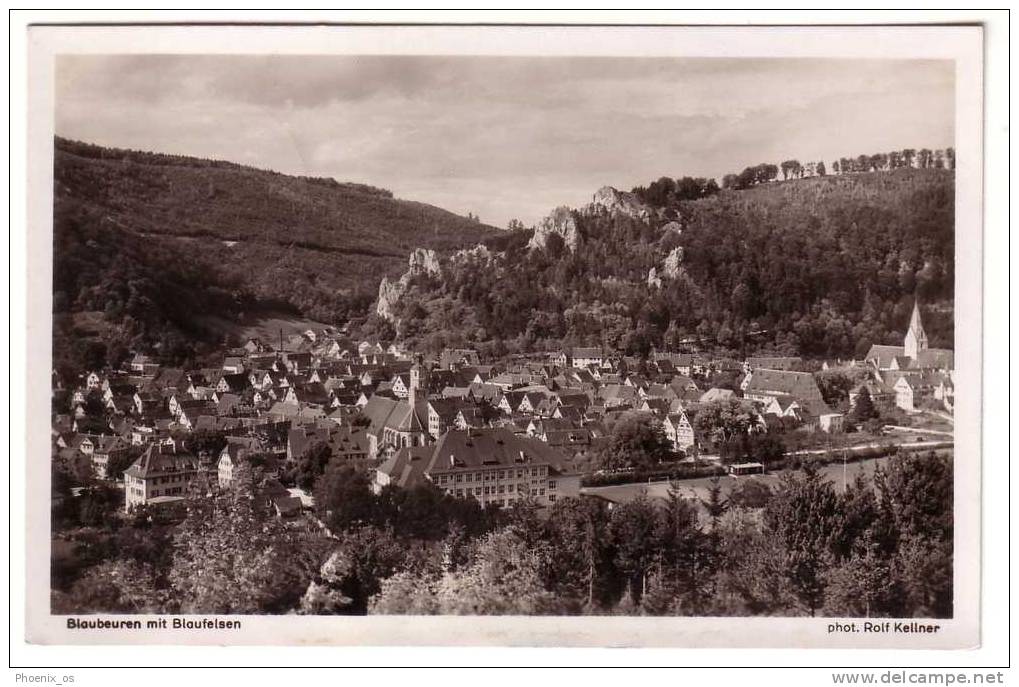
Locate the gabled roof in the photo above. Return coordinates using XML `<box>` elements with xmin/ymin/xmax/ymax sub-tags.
<box><xmin>428</xmin><ymin>398</ymin><xmax>464</xmax><ymax>422</ymax></box>
<box><xmin>743</xmin><ymin>369</ymin><xmax>823</xmax><ymax>400</ymax></box>
<box><xmin>699</xmin><ymin>387</ymin><xmax>735</xmax><ymax>404</ymax></box>
<box><xmin>892</xmin><ymin>356</ymin><xmax>913</xmax><ymax>369</ymax></box>
<box><xmin>379</xmin><ymin>428</ymin><xmax>572</xmax><ymax>489</ymax></box>
<box><xmin>796</xmin><ymin>398</ymin><xmax>838</xmax><ymax>418</ymax></box>
<box><xmin>640</xmin><ymin>398</ymin><xmax>671</xmax><ymax>415</ymax></box>
<box><xmin>915</xmin><ymin>348</ymin><xmax>954</xmax><ymax>370</ymax></box>
<box><xmin>125</xmin><ymin>444</ymin><xmax>199</xmax><ymax>480</ymax></box>
<box><xmin>746</xmin><ymin>356</ymin><xmax>802</xmax><ymax>370</ymax></box>
<box><xmin>392</xmin><ymin>399</ymin><xmax>430</xmax><ymax>432</ymax></box>
<box><xmin>865</xmin><ymin>344</ymin><xmax>906</xmax><ymax>368</ymax></box>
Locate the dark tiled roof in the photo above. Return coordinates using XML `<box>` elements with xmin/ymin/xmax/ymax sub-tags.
<box><xmin>378</xmin><ymin>429</ymin><xmax>572</xmax><ymax>490</ymax></box>
<box><xmin>125</xmin><ymin>444</ymin><xmax>199</xmax><ymax>480</ymax></box>
<box><xmin>744</xmin><ymin>369</ymin><xmax>823</xmax><ymax>400</ymax></box>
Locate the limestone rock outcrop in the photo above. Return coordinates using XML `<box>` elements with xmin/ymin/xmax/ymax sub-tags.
<box><xmin>527</xmin><ymin>206</ymin><xmax>580</xmax><ymax>251</ymax></box>
<box><xmin>663</xmin><ymin>247</ymin><xmax>685</xmax><ymax>278</ymax></box>
<box><xmin>407</xmin><ymin>247</ymin><xmax>441</xmax><ymax>277</ymax></box>
<box><xmin>587</xmin><ymin>186</ymin><xmax>651</xmax><ymax>221</ymax></box>
<box><xmin>376</xmin><ymin>248</ymin><xmax>442</xmax><ymax>321</ymax></box>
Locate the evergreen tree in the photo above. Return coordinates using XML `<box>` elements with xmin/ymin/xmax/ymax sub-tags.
<box><xmin>852</xmin><ymin>386</ymin><xmax>879</xmax><ymax>422</ymax></box>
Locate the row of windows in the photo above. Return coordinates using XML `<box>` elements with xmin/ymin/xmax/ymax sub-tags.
<box><xmin>449</xmin><ymin>490</ymin><xmax>556</xmax><ymax>505</ymax></box>
<box><xmin>153</xmin><ymin>474</ymin><xmax>189</xmax><ymax>485</ymax></box>
<box><xmin>448</xmin><ymin>481</ymin><xmax>556</xmax><ymax>497</ymax></box>
<box><xmin>149</xmin><ymin>487</ymin><xmax>184</xmax><ymax>498</ymax></box>
<box><xmin>436</xmin><ymin>466</ymin><xmax>547</xmax><ymax>485</ymax></box>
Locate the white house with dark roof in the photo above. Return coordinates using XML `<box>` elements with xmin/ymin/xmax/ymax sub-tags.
<box><xmin>571</xmin><ymin>347</ymin><xmax>603</xmax><ymax>369</ymax></box>
<box><xmin>123</xmin><ymin>444</ymin><xmax>201</xmax><ymax>510</ymax></box>
<box><xmin>662</xmin><ymin>411</ymin><xmax>695</xmax><ymax>452</ymax></box>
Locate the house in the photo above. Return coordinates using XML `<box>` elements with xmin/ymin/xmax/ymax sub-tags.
<box><xmin>744</xmin><ymin>356</ymin><xmax>802</xmax><ymax>373</ymax></box>
<box><xmin>526</xmin><ymin>417</ymin><xmax>572</xmax><ymax>438</ymax></box>
<box><xmin>638</xmin><ymin>398</ymin><xmax>672</xmax><ymax>416</ymax></box>
<box><xmin>454</xmin><ymin>407</ymin><xmax>486</xmax><ymax>430</ymax></box>
<box><xmin>741</xmin><ymin>369</ymin><xmax>823</xmax><ymax>405</ymax></box>
<box><xmin>699</xmin><ymin>387</ymin><xmax>735</xmax><ymax>404</ymax></box>
<box><xmin>497</xmin><ymin>391</ymin><xmax>526</xmax><ymax>415</ymax></box>
<box><xmin>598</xmin><ymin>384</ymin><xmax>637</xmax><ymax>409</ymax></box>
<box><xmin>542</xmin><ymin>428</ymin><xmax>593</xmax><ymax>451</ymax></box>
<box><xmin>216</xmin><ymin>373</ymin><xmax>250</xmax><ymax>395</ymax></box>
<box><xmin>795</xmin><ymin>398</ymin><xmax>844</xmax><ymax>433</ymax></box>
<box><xmin>468</xmin><ymin>382</ymin><xmax>503</xmax><ymax>404</ymax></box>
<box><xmin>283</xmin><ymin>382</ymin><xmax>330</xmax><ymax>407</ymax></box>
<box><xmin>374</xmin><ymin>428</ymin><xmax>581</xmax><ymax>508</ymax></box>
<box><xmin>662</xmin><ymin>412</ymin><xmax>695</xmax><ymax>452</ymax></box>
<box><xmin>439</xmin><ymin>348</ymin><xmax>481</xmax><ymax>370</ymax></box>
<box><xmin>217</xmin><ymin>437</ymin><xmax>264</xmax><ymax>487</ymax></box>
<box><xmin>571</xmin><ymin>347</ymin><xmax>603</xmax><ymax>369</ymax></box>
<box><xmin>217</xmin><ymin>392</ymin><xmax>255</xmax><ymax>417</ymax></box>
<box><xmin>265</xmin><ymin>401</ymin><xmax>327</xmax><ymax>425</ymax></box>
<box><xmin>133</xmin><ymin>391</ymin><xmax>161</xmax><ymax>416</ymax></box>
<box><xmin>427</xmin><ymin>398</ymin><xmax>463</xmax><ymax>439</ymax></box>
<box><xmin>123</xmin><ymin>444</ymin><xmax>202</xmax><ymax>510</ymax></box>
<box><xmin>286</xmin><ymin>425</ymin><xmax>370</xmax><ymax>464</ymax></box>
<box><xmin>892</xmin><ymin>373</ymin><xmax>941</xmax><ymax>411</ymax></box>
<box><xmin>391</xmin><ymin>373</ymin><xmax>412</xmax><ymax>399</ymax></box>
<box><xmin>222</xmin><ymin>357</ymin><xmax>246</xmax><ymax>374</ymax></box>
<box><xmin>551</xmin><ymin>405</ymin><xmax>585</xmax><ymax>423</ymax></box>
<box><xmin>91</xmin><ymin>435</ymin><xmax>130</xmax><ymax>479</ymax></box>
<box><xmin>176</xmin><ymin>403</ymin><xmax>215</xmax><ymax>430</ymax></box>
<box><xmin>848</xmin><ymin>381</ymin><xmax>896</xmax><ymax>411</ymax></box>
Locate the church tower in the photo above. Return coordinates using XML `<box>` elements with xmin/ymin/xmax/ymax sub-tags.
<box><xmin>904</xmin><ymin>300</ymin><xmax>928</xmax><ymax>361</ymax></box>
<box><xmin>409</xmin><ymin>355</ymin><xmax>429</xmax><ymax>407</ymax></box>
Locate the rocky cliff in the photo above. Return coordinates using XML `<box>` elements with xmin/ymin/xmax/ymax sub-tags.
<box><xmin>586</xmin><ymin>186</ymin><xmax>652</xmax><ymax>221</ymax></box>
<box><xmin>376</xmin><ymin>248</ymin><xmax>442</xmax><ymax>321</ymax></box>
<box><xmin>527</xmin><ymin>206</ymin><xmax>580</xmax><ymax>251</ymax></box>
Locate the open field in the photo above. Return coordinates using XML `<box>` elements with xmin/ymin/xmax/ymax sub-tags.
<box><xmin>194</xmin><ymin>311</ymin><xmax>336</xmax><ymax>344</ymax></box>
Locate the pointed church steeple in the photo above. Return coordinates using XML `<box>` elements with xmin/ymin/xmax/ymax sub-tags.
<box><xmin>904</xmin><ymin>299</ymin><xmax>928</xmax><ymax>361</ymax></box>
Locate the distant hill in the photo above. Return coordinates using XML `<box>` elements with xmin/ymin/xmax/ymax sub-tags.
<box><xmin>52</xmin><ymin>137</ymin><xmax>501</xmax><ymax>375</ymax></box>
<box><xmin>378</xmin><ymin>168</ymin><xmax>955</xmax><ymax>360</ymax></box>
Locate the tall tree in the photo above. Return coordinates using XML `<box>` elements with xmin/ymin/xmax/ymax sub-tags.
<box><xmin>764</xmin><ymin>467</ymin><xmax>841</xmax><ymax>616</ymax></box>
<box><xmin>851</xmin><ymin>386</ymin><xmax>879</xmax><ymax>422</ymax></box>
<box><xmin>609</xmin><ymin>494</ymin><xmax>661</xmax><ymax>601</ymax></box>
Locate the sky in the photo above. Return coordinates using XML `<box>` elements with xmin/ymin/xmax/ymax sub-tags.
<box><xmin>56</xmin><ymin>55</ymin><xmax>955</xmax><ymax>228</ymax></box>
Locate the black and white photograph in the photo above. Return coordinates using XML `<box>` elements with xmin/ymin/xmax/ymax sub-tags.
<box><xmin>17</xmin><ymin>20</ymin><xmax>994</xmax><ymax>656</ymax></box>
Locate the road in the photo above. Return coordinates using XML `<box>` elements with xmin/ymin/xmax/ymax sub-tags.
<box><xmin>582</xmin><ymin>445</ymin><xmax>951</xmax><ymax>507</ymax></box>
<box><xmin>787</xmin><ymin>438</ymin><xmax>952</xmax><ymax>458</ymax></box>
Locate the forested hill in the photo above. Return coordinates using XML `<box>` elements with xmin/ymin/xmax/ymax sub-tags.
<box><xmin>379</xmin><ymin>168</ymin><xmax>954</xmax><ymax>360</ymax></box>
<box><xmin>52</xmin><ymin>137</ymin><xmax>501</xmax><ymax>375</ymax></box>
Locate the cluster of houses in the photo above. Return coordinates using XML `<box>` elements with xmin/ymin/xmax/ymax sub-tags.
<box><xmin>861</xmin><ymin>301</ymin><xmax>955</xmax><ymax>413</ymax></box>
<box><xmin>51</xmin><ymin>301</ymin><xmax>952</xmax><ymax>515</ymax></box>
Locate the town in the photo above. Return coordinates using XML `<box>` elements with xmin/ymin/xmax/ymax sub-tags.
<box><xmin>53</xmin><ymin>299</ymin><xmax>952</xmax><ymax>519</ymax></box>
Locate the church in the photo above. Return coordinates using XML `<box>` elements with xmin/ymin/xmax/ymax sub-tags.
<box><xmin>864</xmin><ymin>301</ymin><xmax>954</xmax><ymax>413</ymax></box>
<box><xmin>361</xmin><ymin>358</ymin><xmax>432</xmax><ymax>460</ymax></box>
<box><xmin>865</xmin><ymin>301</ymin><xmax>954</xmax><ymax>372</ymax></box>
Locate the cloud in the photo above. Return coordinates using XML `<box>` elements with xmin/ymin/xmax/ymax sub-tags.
<box><xmin>55</xmin><ymin>55</ymin><xmax>954</xmax><ymax>227</ymax></box>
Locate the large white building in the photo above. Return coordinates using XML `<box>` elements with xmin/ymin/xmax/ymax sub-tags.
<box><xmin>374</xmin><ymin>428</ymin><xmax>581</xmax><ymax>509</ymax></box>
